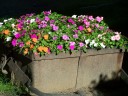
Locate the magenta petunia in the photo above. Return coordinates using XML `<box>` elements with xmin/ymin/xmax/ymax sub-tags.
<box><xmin>68</xmin><ymin>18</ymin><xmax>75</xmax><ymax>24</ymax></box>
<box><xmin>78</xmin><ymin>26</ymin><xmax>84</xmax><ymax>31</ymax></box>
<box><xmin>19</xmin><ymin>42</ymin><xmax>24</xmax><ymax>47</ymax></box>
<box><xmin>57</xmin><ymin>45</ymin><xmax>63</xmax><ymax>50</ymax></box>
<box><xmin>69</xmin><ymin>45</ymin><xmax>75</xmax><ymax>50</ymax></box>
<box><xmin>30</xmin><ymin>34</ymin><xmax>38</xmax><ymax>39</ymax></box>
<box><xmin>15</xmin><ymin>33</ymin><xmax>21</xmax><ymax>39</ymax></box>
<box><xmin>12</xmin><ymin>39</ymin><xmax>17</xmax><ymax>46</ymax></box>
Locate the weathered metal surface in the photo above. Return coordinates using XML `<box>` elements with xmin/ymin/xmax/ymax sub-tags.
<box><xmin>29</xmin><ymin>57</ymin><xmax>79</xmax><ymax>93</ymax></box>
<box><xmin>76</xmin><ymin>50</ymin><xmax>124</xmax><ymax>89</ymax></box>
<box><xmin>29</xmin><ymin>49</ymin><xmax>124</xmax><ymax>93</ymax></box>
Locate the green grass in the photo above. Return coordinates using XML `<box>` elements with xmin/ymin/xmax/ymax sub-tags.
<box><xmin>0</xmin><ymin>73</ymin><xmax>24</xmax><ymax>96</ymax></box>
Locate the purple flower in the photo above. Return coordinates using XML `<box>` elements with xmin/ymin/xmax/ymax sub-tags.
<box><xmin>57</xmin><ymin>45</ymin><xmax>63</xmax><ymax>50</ymax></box>
<box><xmin>73</xmin><ymin>30</ymin><xmax>78</xmax><ymax>33</ymax></box>
<box><xmin>53</xmin><ymin>36</ymin><xmax>57</xmax><ymax>40</ymax></box>
<box><xmin>43</xmin><ymin>10</ymin><xmax>51</xmax><ymax>15</ymax></box>
<box><xmin>69</xmin><ymin>45</ymin><xmax>75</xmax><ymax>50</ymax></box>
<box><xmin>99</xmin><ymin>26</ymin><xmax>104</xmax><ymax>30</ymax></box>
<box><xmin>44</xmin><ymin>16</ymin><xmax>50</xmax><ymax>21</ymax></box>
<box><xmin>53</xmin><ymin>25</ymin><xmax>59</xmax><ymax>31</ymax></box>
<box><xmin>50</xmin><ymin>20</ymin><xmax>55</xmax><ymax>24</ymax></box>
<box><xmin>68</xmin><ymin>18</ymin><xmax>75</xmax><ymax>24</ymax></box>
<box><xmin>73</xmin><ymin>34</ymin><xmax>78</xmax><ymax>38</ymax></box>
<box><xmin>78</xmin><ymin>26</ymin><xmax>84</xmax><ymax>31</ymax></box>
<box><xmin>62</xmin><ymin>35</ymin><xmax>69</xmax><ymax>40</ymax></box>
<box><xmin>15</xmin><ymin>33</ymin><xmax>21</xmax><ymax>39</ymax></box>
<box><xmin>79</xmin><ymin>42</ymin><xmax>84</xmax><ymax>47</ymax></box>
<box><xmin>19</xmin><ymin>42</ymin><xmax>24</xmax><ymax>47</ymax></box>
<box><xmin>12</xmin><ymin>39</ymin><xmax>17</xmax><ymax>46</ymax></box>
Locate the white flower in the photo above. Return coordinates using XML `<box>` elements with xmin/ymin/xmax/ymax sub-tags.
<box><xmin>30</xmin><ymin>19</ymin><xmax>35</xmax><ymax>23</ymax></box>
<box><xmin>94</xmin><ymin>43</ymin><xmax>98</xmax><ymax>47</ymax></box>
<box><xmin>8</xmin><ymin>18</ymin><xmax>12</xmax><ymax>20</ymax></box>
<box><xmin>0</xmin><ymin>22</ymin><xmax>3</xmax><ymax>27</ymax></box>
<box><xmin>90</xmin><ymin>40</ymin><xmax>95</xmax><ymax>46</ymax></box>
<box><xmin>11</xmin><ymin>24</ymin><xmax>15</xmax><ymax>28</ymax></box>
<box><xmin>4</xmin><ymin>19</ymin><xmax>8</xmax><ymax>23</ymax></box>
<box><xmin>6</xmin><ymin>37</ymin><xmax>12</xmax><ymax>41</ymax></box>
<box><xmin>72</xmin><ymin>15</ymin><xmax>77</xmax><ymax>18</ymax></box>
<box><xmin>100</xmin><ymin>43</ymin><xmax>106</xmax><ymax>48</ymax></box>
<box><xmin>85</xmin><ymin>39</ymin><xmax>90</xmax><ymax>44</ymax></box>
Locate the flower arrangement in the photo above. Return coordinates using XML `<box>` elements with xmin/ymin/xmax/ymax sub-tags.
<box><xmin>0</xmin><ymin>10</ymin><xmax>128</xmax><ymax>56</ymax></box>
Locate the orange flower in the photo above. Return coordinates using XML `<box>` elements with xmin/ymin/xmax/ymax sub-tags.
<box><xmin>42</xmin><ymin>47</ymin><xmax>48</xmax><ymax>53</ymax></box>
<box><xmin>43</xmin><ymin>34</ymin><xmax>49</xmax><ymax>40</ymax></box>
<box><xmin>3</xmin><ymin>30</ymin><xmax>10</xmax><ymax>35</ymax></box>
<box><xmin>87</xmin><ymin>27</ymin><xmax>92</xmax><ymax>33</ymax></box>
<box><xmin>32</xmin><ymin>38</ymin><xmax>37</xmax><ymax>43</ymax></box>
<box><xmin>30</xmin><ymin>44</ymin><xmax>34</xmax><ymax>49</ymax></box>
<box><xmin>26</xmin><ymin>41</ymin><xmax>31</xmax><ymax>45</ymax></box>
<box><xmin>18</xmin><ymin>27</ymin><xmax>21</xmax><ymax>31</ymax></box>
<box><xmin>37</xmin><ymin>46</ymin><xmax>44</xmax><ymax>52</ymax></box>
<box><xmin>24</xmin><ymin>48</ymin><xmax>28</xmax><ymax>55</ymax></box>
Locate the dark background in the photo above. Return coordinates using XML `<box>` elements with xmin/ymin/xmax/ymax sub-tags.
<box><xmin>0</xmin><ymin>0</ymin><xmax>128</xmax><ymax>72</ymax></box>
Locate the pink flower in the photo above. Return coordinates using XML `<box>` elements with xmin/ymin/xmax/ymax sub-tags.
<box><xmin>115</xmin><ymin>35</ymin><xmax>120</xmax><ymax>40</ymax></box>
<box><xmin>53</xmin><ymin>36</ymin><xmax>57</xmax><ymax>40</ymax></box>
<box><xmin>69</xmin><ymin>45</ymin><xmax>75</xmax><ymax>50</ymax></box>
<box><xmin>52</xmin><ymin>25</ymin><xmax>59</xmax><ymax>31</ymax></box>
<box><xmin>62</xmin><ymin>35</ymin><xmax>69</xmax><ymax>40</ymax></box>
<box><xmin>44</xmin><ymin>16</ymin><xmax>50</xmax><ymax>21</ymax></box>
<box><xmin>96</xmin><ymin>16</ymin><xmax>103</xmax><ymax>22</ymax></box>
<box><xmin>73</xmin><ymin>34</ymin><xmax>78</xmax><ymax>38</ymax></box>
<box><xmin>95</xmin><ymin>24</ymin><xmax>99</xmax><ymax>28</ymax></box>
<box><xmin>79</xmin><ymin>42</ymin><xmax>84</xmax><ymax>47</ymax></box>
<box><xmin>57</xmin><ymin>45</ymin><xmax>63</xmax><ymax>50</ymax></box>
<box><xmin>99</xmin><ymin>26</ymin><xmax>104</xmax><ymax>30</ymax></box>
<box><xmin>111</xmin><ymin>36</ymin><xmax>116</xmax><ymax>41</ymax></box>
<box><xmin>85</xmin><ymin>21</ymin><xmax>90</xmax><ymax>27</ymax></box>
<box><xmin>88</xmin><ymin>16</ymin><xmax>94</xmax><ymax>21</ymax></box>
<box><xmin>12</xmin><ymin>39</ymin><xmax>17</xmax><ymax>46</ymax></box>
<box><xmin>78</xmin><ymin>26</ymin><xmax>84</xmax><ymax>31</ymax></box>
<box><xmin>43</xmin><ymin>10</ymin><xmax>51</xmax><ymax>15</ymax></box>
<box><xmin>70</xmin><ymin>42</ymin><xmax>75</xmax><ymax>46</ymax></box>
<box><xmin>111</xmin><ymin>35</ymin><xmax>120</xmax><ymax>41</ymax></box>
